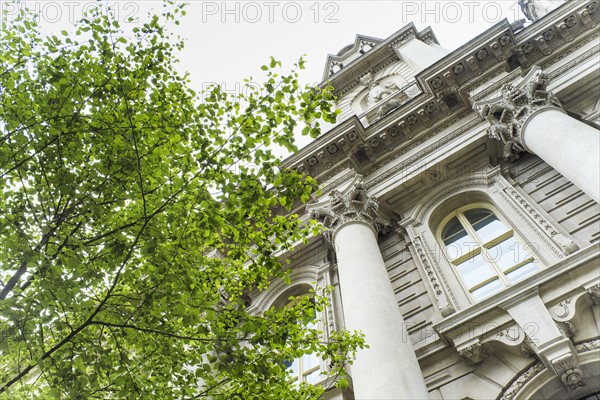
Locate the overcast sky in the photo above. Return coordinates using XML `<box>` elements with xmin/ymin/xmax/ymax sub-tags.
<box><xmin>169</xmin><ymin>1</ymin><xmax>525</xmax><ymax>90</ymax></box>
<box><xmin>6</xmin><ymin>1</ymin><xmax>526</xmax><ymax>89</ymax></box>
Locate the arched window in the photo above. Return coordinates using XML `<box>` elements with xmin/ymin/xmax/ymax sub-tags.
<box><xmin>275</xmin><ymin>289</ymin><xmax>322</xmax><ymax>384</ymax></box>
<box><xmin>283</xmin><ymin>335</ymin><xmax>321</xmax><ymax>384</ymax></box>
<box><xmin>437</xmin><ymin>204</ymin><xmax>540</xmax><ymax>300</ymax></box>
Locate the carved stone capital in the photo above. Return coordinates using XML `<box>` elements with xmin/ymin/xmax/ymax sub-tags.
<box><xmin>586</xmin><ymin>283</ymin><xmax>600</xmax><ymax>306</ymax></box>
<box><xmin>458</xmin><ymin>340</ymin><xmax>488</xmax><ymax>365</ymax></box>
<box><xmin>307</xmin><ymin>175</ymin><xmax>390</xmax><ymax>242</ymax></box>
<box><xmin>473</xmin><ymin>66</ymin><xmax>563</xmax><ymax>161</ymax></box>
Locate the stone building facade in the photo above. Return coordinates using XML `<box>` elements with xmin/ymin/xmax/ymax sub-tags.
<box><xmin>249</xmin><ymin>1</ymin><xmax>600</xmax><ymax>398</ymax></box>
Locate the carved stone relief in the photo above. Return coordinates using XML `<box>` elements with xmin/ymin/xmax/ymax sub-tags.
<box><xmin>458</xmin><ymin>340</ymin><xmax>488</xmax><ymax>365</ymax></box>
<box><xmin>400</xmin><ymin>229</ymin><xmax>456</xmax><ymax>317</ymax></box>
<box><xmin>307</xmin><ymin>175</ymin><xmax>391</xmax><ymax>242</ymax></box>
<box><xmin>495</xmin><ymin>173</ymin><xmax>578</xmax><ymax>258</ymax></box>
<box><xmin>473</xmin><ymin>66</ymin><xmax>563</xmax><ymax>161</ymax></box>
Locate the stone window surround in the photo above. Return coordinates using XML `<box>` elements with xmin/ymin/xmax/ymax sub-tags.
<box><xmin>248</xmin><ymin>264</ymin><xmax>336</xmax><ymax>387</ymax></box>
<box><xmin>400</xmin><ymin>164</ymin><xmax>579</xmax><ymax>316</ymax></box>
<box><xmin>435</xmin><ymin>202</ymin><xmax>542</xmax><ymax>302</ymax></box>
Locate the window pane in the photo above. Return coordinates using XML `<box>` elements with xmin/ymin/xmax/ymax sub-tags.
<box><xmin>464</xmin><ymin>208</ymin><xmax>494</xmax><ymax>225</ymax></box>
<box><xmin>442</xmin><ymin>216</ymin><xmax>464</xmax><ymax>242</ymax></box>
<box><xmin>486</xmin><ymin>237</ymin><xmax>531</xmax><ymax>270</ymax></box>
<box><xmin>506</xmin><ymin>262</ymin><xmax>539</xmax><ymax>283</ymax></box>
<box><xmin>471</xmin><ymin>279</ymin><xmax>503</xmax><ymax>300</ymax></box>
<box><xmin>305</xmin><ymin>368</ymin><xmax>321</xmax><ymax>384</ymax></box>
<box><xmin>442</xmin><ymin>217</ymin><xmax>475</xmax><ymax>260</ymax></box>
<box><xmin>465</xmin><ymin>209</ymin><xmax>509</xmax><ymax>243</ymax></box>
<box><xmin>303</xmin><ymin>353</ymin><xmax>320</xmax><ymax>370</ymax></box>
<box><xmin>285</xmin><ymin>358</ymin><xmax>299</xmax><ymax>379</ymax></box>
<box><xmin>456</xmin><ymin>253</ymin><xmax>496</xmax><ymax>288</ymax></box>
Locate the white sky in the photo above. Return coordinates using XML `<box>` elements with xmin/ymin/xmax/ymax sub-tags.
<box><xmin>4</xmin><ymin>1</ymin><xmax>525</xmax><ymax>89</ymax></box>
<box><xmin>170</xmin><ymin>1</ymin><xmax>525</xmax><ymax>91</ymax></box>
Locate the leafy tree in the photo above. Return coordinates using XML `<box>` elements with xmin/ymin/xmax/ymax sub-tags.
<box><xmin>0</xmin><ymin>2</ymin><xmax>364</xmax><ymax>398</ymax></box>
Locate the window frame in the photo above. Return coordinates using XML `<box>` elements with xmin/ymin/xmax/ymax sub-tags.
<box><xmin>436</xmin><ymin>202</ymin><xmax>541</xmax><ymax>300</ymax></box>
<box><xmin>280</xmin><ymin>292</ymin><xmax>324</xmax><ymax>385</ymax></box>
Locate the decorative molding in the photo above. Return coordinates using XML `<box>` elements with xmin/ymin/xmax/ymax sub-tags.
<box><xmin>518</xmin><ymin>0</ymin><xmax>563</xmax><ymax>22</ymax></box>
<box><xmin>500</xmin><ymin>362</ymin><xmax>545</xmax><ymax>400</ymax></box>
<box><xmin>495</xmin><ymin>175</ymin><xmax>578</xmax><ymax>257</ymax></box>
<box><xmin>458</xmin><ymin>340</ymin><xmax>488</xmax><ymax>365</ymax></box>
<box><xmin>551</xmin><ymin>352</ymin><xmax>585</xmax><ymax>391</ymax></box>
<box><xmin>575</xmin><ymin>338</ymin><xmax>600</xmax><ymax>352</ymax></box>
<box><xmin>495</xmin><ymin>176</ymin><xmax>568</xmax><ymax>259</ymax></box>
<box><xmin>252</xmin><ymin>267</ymin><xmax>320</xmax><ymax>312</ymax></box>
<box><xmin>407</xmin><ymin>233</ymin><xmax>455</xmax><ymax>317</ymax></box>
<box><xmin>287</xmin><ymin>2</ymin><xmax>599</xmax><ymax>196</ymax></box>
<box><xmin>473</xmin><ymin>66</ymin><xmax>563</xmax><ymax>161</ymax></box>
<box><xmin>545</xmin><ymin>31</ymin><xmax>600</xmax><ymax>78</ymax></box>
<box><xmin>552</xmin><ymin>298</ymin><xmax>574</xmax><ymax>319</ymax></box>
<box><xmin>366</xmin><ymin>116</ymin><xmax>481</xmax><ymax>188</ymax></box>
<box><xmin>517</xmin><ymin>0</ymin><xmax>598</xmax><ymax>39</ymax></box>
<box><xmin>586</xmin><ymin>283</ymin><xmax>600</xmax><ymax>306</ymax></box>
<box><xmin>407</xmin><ymin>165</ymin><xmax>501</xmax><ymax>224</ymax></box>
<box><xmin>499</xmin><ymin>335</ymin><xmax>600</xmax><ymax>400</ymax></box>
<box><xmin>316</xmin><ymin>270</ymin><xmax>337</xmax><ymax>340</ymax></box>
<box><xmin>487</xmin><ymin>324</ymin><xmax>530</xmax><ymax>352</ymax></box>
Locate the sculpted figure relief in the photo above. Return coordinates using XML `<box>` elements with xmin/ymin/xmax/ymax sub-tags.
<box><xmin>518</xmin><ymin>0</ymin><xmax>566</xmax><ymax>21</ymax></box>
<box><xmin>359</xmin><ymin>72</ymin><xmax>408</xmax><ymax>119</ymax></box>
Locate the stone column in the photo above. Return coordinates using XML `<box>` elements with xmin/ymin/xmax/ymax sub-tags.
<box><xmin>474</xmin><ymin>67</ymin><xmax>599</xmax><ymax>203</ymax></box>
<box><xmin>308</xmin><ymin>176</ymin><xmax>429</xmax><ymax>400</ymax></box>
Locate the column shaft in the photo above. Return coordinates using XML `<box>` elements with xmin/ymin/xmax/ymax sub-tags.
<box><xmin>334</xmin><ymin>221</ymin><xmax>429</xmax><ymax>400</ymax></box>
<box><xmin>523</xmin><ymin>108</ymin><xmax>599</xmax><ymax>202</ymax></box>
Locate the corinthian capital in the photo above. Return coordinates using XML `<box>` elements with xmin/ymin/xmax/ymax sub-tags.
<box><xmin>307</xmin><ymin>175</ymin><xmax>390</xmax><ymax>241</ymax></box>
<box><xmin>474</xmin><ymin>66</ymin><xmax>562</xmax><ymax>161</ymax></box>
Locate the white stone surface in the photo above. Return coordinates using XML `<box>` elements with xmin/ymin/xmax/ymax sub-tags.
<box><xmin>523</xmin><ymin>108</ymin><xmax>600</xmax><ymax>203</ymax></box>
<box><xmin>334</xmin><ymin>221</ymin><xmax>429</xmax><ymax>399</ymax></box>
<box><xmin>394</xmin><ymin>39</ymin><xmax>449</xmax><ymax>72</ymax></box>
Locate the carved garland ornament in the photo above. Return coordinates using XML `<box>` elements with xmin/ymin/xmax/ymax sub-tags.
<box><xmin>474</xmin><ymin>67</ymin><xmax>562</xmax><ymax>161</ymax></box>
<box><xmin>411</xmin><ymin>236</ymin><xmax>455</xmax><ymax>317</ymax></box>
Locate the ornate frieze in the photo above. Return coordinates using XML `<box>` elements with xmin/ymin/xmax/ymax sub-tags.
<box><xmin>495</xmin><ymin>174</ymin><xmax>578</xmax><ymax>257</ymax></box>
<box><xmin>473</xmin><ymin>66</ymin><xmax>562</xmax><ymax>161</ymax></box>
<box><xmin>307</xmin><ymin>176</ymin><xmax>390</xmax><ymax>241</ymax></box>
<box><xmin>500</xmin><ymin>362</ymin><xmax>545</xmax><ymax>400</ymax></box>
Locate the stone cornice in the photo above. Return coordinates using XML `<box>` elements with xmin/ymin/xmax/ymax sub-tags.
<box><xmin>283</xmin><ymin>0</ymin><xmax>598</xmax><ymax>199</ymax></box>
<box><xmin>321</xmin><ymin>24</ymin><xmax>440</xmax><ymax>94</ymax></box>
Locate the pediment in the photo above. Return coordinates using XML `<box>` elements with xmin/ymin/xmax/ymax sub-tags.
<box><xmin>322</xmin><ymin>34</ymin><xmax>384</xmax><ymax>80</ymax></box>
